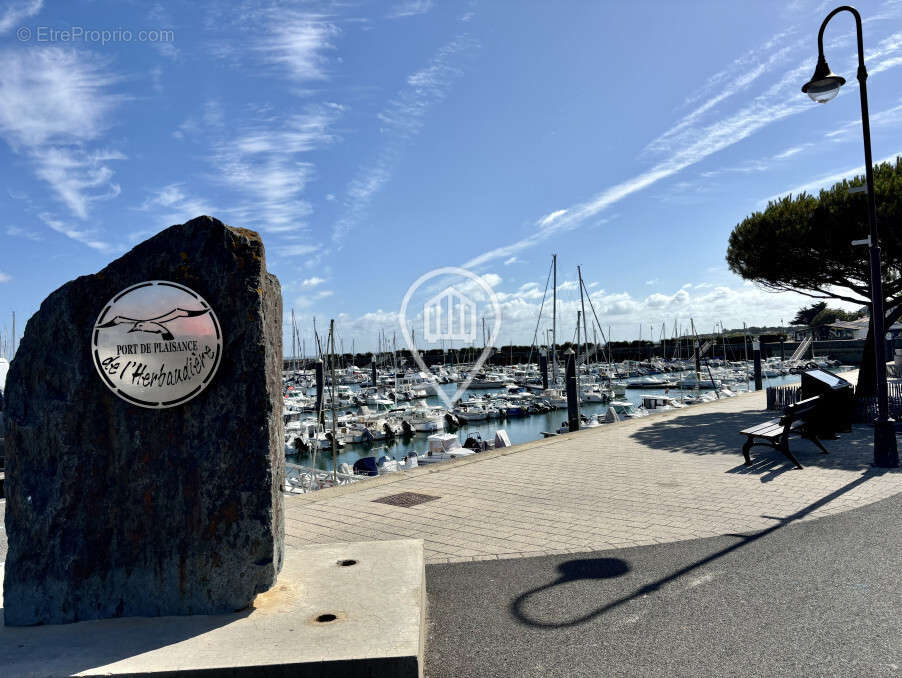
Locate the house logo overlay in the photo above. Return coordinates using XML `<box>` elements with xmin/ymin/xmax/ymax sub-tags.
<box><xmin>92</xmin><ymin>280</ymin><xmax>223</xmax><ymax>408</ymax></box>
<box><xmin>424</xmin><ymin>285</ymin><xmax>477</xmax><ymax>343</ymax></box>
<box><xmin>399</xmin><ymin>266</ymin><xmax>502</xmax><ymax>409</ymax></box>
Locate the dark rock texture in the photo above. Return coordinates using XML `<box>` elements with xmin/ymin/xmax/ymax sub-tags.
<box><xmin>3</xmin><ymin>216</ymin><xmax>283</xmax><ymax>625</ymax></box>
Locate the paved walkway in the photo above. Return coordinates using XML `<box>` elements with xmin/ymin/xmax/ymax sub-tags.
<box><xmin>285</xmin><ymin>375</ymin><xmax>902</xmax><ymax>564</ymax></box>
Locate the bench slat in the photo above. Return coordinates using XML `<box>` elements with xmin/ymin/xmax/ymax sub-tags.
<box><xmin>741</xmin><ymin>420</ymin><xmax>780</xmax><ymax>435</ymax></box>
<box><xmin>741</xmin><ymin>419</ymin><xmax>805</xmax><ymax>439</ymax></box>
<box><xmin>747</xmin><ymin>425</ymin><xmax>783</xmax><ymax>438</ymax></box>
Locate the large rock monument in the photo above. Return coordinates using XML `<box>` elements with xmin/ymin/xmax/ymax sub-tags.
<box><xmin>2</xmin><ymin>216</ymin><xmax>284</xmax><ymax>625</ymax></box>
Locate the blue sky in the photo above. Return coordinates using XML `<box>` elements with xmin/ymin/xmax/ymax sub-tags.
<box><xmin>2</xmin><ymin>0</ymin><xmax>902</xmax><ymax>356</ymax></box>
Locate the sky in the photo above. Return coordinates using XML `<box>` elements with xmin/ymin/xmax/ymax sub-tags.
<box><xmin>2</xmin><ymin>0</ymin><xmax>902</xmax><ymax>357</ymax></box>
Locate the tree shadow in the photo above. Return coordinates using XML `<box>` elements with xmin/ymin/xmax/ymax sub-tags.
<box><xmin>629</xmin><ymin>408</ymin><xmax>888</xmax><ymax>473</ymax></box>
<box><xmin>509</xmin><ymin>468</ymin><xmax>886</xmax><ymax>629</ymax></box>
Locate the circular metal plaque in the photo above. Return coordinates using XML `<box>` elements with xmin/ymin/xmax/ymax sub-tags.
<box><xmin>92</xmin><ymin>281</ymin><xmax>222</xmax><ymax>408</ymax></box>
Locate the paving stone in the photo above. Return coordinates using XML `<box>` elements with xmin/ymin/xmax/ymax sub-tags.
<box><xmin>284</xmin><ymin>374</ymin><xmax>902</xmax><ymax>565</ymax></box>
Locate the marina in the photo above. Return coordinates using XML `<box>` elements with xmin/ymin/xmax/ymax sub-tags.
<box><xmin>282</xmin><ymin>357</ymin><xmax>849</xmax><ymax>486</ymax></box>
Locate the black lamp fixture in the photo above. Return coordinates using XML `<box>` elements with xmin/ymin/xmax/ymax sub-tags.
<box><xmin>802</xmin><ymin>56</ymin><xmax>846</xmax><ymax>103</ymax></box>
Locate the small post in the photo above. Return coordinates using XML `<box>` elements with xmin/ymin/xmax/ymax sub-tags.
<box><xmin>565</xmin><ymin>348</ymin><xmax>580</xmax><ymax>432</ymax></box>
<box><xmin>753</xmin><ymin>337</ymin><xmax>762</xmax><ymax>391</ymax></box>
<box><xmin>314</xmin><ymin>359</ymin><xmax>325</xmax><ymax>426</ymax></box>
<box><xmin>540</xmin><ymin>350</ymin><xmax>549</xmax><ymax>390</ymax></box>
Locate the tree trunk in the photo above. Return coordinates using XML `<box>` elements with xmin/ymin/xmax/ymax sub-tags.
<box><xmin>857</xmin><ymin>316</ymin><xmax>876</xmax><ymax>397</ymax></box>
<box><xmin>856</xmin><ymin>304</ymin><xmax>902</xmax><ymax>398</ymax></box>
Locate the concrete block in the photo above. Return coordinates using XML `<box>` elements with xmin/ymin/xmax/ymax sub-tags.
<box><xmin>0</xmin><ymin>539</ymin><xmax>425</xmax><ymax>677</ymax></box>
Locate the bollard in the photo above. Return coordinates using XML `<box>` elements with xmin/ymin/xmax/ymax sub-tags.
<box><xmin>565</xmin><ymin>349</ymin><xmax>580</xmax><ymax>432</ymax></box>
<box><xmin>315</xmin><ymin>359</ymin><xmax>324</xmax><ymax>425</ymax></box>
<box><xmin>540</xmin><ymin>351</ymin><xmax>549</xmax><ymax>390</ymax></box>
<box><xmin>753</xmin><ymin>337</ymin><xmax>762</xmax><ymax>391</ymax></box>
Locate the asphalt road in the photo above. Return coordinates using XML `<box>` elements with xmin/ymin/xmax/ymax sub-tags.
<box><xmin>425</xmin><ymin>470</ymin><xmax>902</xmax><ymax>678</ymax></box>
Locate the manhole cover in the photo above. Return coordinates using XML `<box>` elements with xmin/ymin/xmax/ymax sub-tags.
<box><xmin>372</xmin><ymin>492</ymin><xmax>440</xmax><ymax>508</ymax></box>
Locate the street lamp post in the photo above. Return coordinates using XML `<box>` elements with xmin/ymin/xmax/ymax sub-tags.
<box><xmin>802</xmin><ymin>5</ymin><xmax>899</xmax><ymax>467</ymax></box>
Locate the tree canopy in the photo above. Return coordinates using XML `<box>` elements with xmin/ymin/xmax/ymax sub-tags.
<box><xmin>727</xmin><ymin>157</ymin><xmax>902</xmax><ymax>310</ymax></box>
<box><xmin>792</xmin><ymin>302</ymin><xmax>828</xmax><ymax>327</ymax></box>
<box><xmin>727</xmin><ymin>157</ymin><xmax>902</xmax><ymax>394</ymax></box>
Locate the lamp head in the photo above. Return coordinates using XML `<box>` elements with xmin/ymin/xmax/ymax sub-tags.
<box><xmin>802</xmin><ymin>55</ymin><xmax>845</xmax><ymax>103</ymax></box>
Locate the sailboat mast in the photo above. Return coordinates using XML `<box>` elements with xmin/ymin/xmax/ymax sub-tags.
<box><xmin>551</xmin><ymin>253</ymin><xmax>558</xmax><ymax>385</ymax></box>
<box><xmin>291</xmin><ymin>308</ymin><xmax>296</xmax><ymax>372</ymax></box>
<box><xmin>577</xmin><ymin>265</ymin><xmax>589</xmax><ymax>367</ymax></box>
<box><xmin>328</xmin><ymin>319</ymin><xmax>338</xmax><ymax>481</ymax></box>
<box><xmin>661</xmin><ymin>321</ymin><xmax>666</xmax><ymax>362</ymax></box>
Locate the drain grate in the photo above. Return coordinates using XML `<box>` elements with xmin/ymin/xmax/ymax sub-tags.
<box><xmin>372</xmin><ymin>492</ymin><xmax>440</xmax><ymax>508</ymax></box>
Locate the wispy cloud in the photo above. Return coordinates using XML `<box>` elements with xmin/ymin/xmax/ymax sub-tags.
<box><xmin>277</xmin><ymin>243</ymin><xmax>320</xmax><ymax>257</ymax></box>
<box><xmin>0</xmin><ymin>48</ymin><xmax>126</xmax><ymax>220</ymax></box>
<box><xmin>388</xmin><ymin>0</ymin><xmax>434</xmax><ymax>18</ymax></box>
<box><xmin>212</xmin><ymin>105</ymin><xmax>342</xmax><ymax>235</ymax></box>
<box><xmin>138</xmin><ymin>183</ymin><xmax>215</xmax><ymax>225</ymax></box>
<box><xmin>5</xmin><ymin>225</ymin><xmax>42</xmax><ymax>241</ymax></box>
<box><xmin>32</xmin><ymin>147</ymin><xmax>125</xmax><ymax>217</ymax></box>
<box><xmin>503</xmin><ymin>256</ymin><xmax>519</xmax><ymax>266</ymax></box>
<box><xmin>773</xmin><ymin>144</ymin><xmax>809</xmax><ymax>159</ymax></box>
<box><xmin>0</xmin><ymin>271</ymin><xmax>11</xmax><ymax>283</ymax></box>
<box><xmin>332</xmin><ymin>34</ymin><xmax>479</xmax><ymax>246</ymax></box>
<box><xmin>39</xmin><ymin>213</ymin><xmax>113</xmax><ymax>252</ymax></box>
<box><xmin>538</xmin><ymin>209</ymin><xmax>567</xmax><ymax>227</ymax></box>
<box><xmin>254</xmin><ymin>11</ymin><xmax>338</xmax><ymax>82</ymax></box>
<box><xmin>700</xmin><ymin>143</ymin><xmax>812</xmax><ymax>178</ymax></box>
<box><xmin>764</xmin><ymin>151</ymin><xmax>902</xmax><ymax>203</ymax></box>
<box><xmin>0</xmin><ymin>0</ymin><xmax>42</xmax><ymax>34</ymax></box>
<box><xmin>465</xmin><ymin>17</ymin><xmax>902</xmax><ymax>269</ymax></box>
<box><xmin>302</xmin><ymin>276</ymin><xmax>326</xmax><ymax>288</ymax></box>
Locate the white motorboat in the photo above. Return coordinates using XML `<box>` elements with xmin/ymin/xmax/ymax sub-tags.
<box><xmin>641</xmin><ymin>395</ymin><xmax>687</xmax><ymax>411</ymax></box>
<box><xmin>416</xmin><ymin>433</ymin><xmax>477</xmax><ymax>464</ymax></box>
<box><xmin>677</xmin><ymin>374</ymin><xmax>722</xmax><ymax>390</ymax></box>
<box><xmin>539</xmin><ymin>388</ymin><xmax>568</xmax><ymax>409</ymax></box>
<box><xmin>454</xmin><ymin>401</ymin><xmax>489</xmax><ymax>421</ymax></box>
<box><xmin>405</xmin><ymin>407</ymin><xmax>445</xmax><ymax>433</ymax></box>
<box><xmin>580</xmin><ymin>384</ymin><xmax>609</xmax><ymax>402</ymax></box>
<box><xmin>626</xmin><ymin>376</ymin><xmax>673</xmax><ymax>388</ymax></box>
<box><xmin>607</xmin><ymin>400</ymin><xmax>649</xmax><ymax>419</ymax></box>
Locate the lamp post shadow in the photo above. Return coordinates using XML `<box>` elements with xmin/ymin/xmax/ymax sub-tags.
<box><xmin>510</xmin><ymin>558</ymin><xmax>631</xmax><ymax>629</ymax></box>
<box><xmin>509</xmin><ymin>467</ymin><xmax>886</xmax><ymax>630</ymax></box>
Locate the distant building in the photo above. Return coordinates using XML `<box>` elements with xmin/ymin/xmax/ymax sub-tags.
<box><xmin>790</xmin><ymin>325</ymin><xmax>811</xmax><ymax>341</ymax></box>
<box><xmin>826</xmin><ymin>317</ymin><xmax>902</xmax><ymax>340</ymax></box>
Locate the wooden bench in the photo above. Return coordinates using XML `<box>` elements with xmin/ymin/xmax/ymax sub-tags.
<box><xmin>740</xmin><ymin>396</ymin><xmax>829</xmax><ymax>469</ymax></box>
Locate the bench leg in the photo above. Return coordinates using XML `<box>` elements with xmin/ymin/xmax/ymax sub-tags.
<box><xmin>778</xmin><ymin>441</ymin><xmax>803</xmax><ymax>470</ymax></box>
<box><xmin>804</xmin><ymin>434</ymin><xmax>829</xmax><ymax>456</ymax></box>
<box><xmin>742</xmin><ymin>438</ymin><xmax>753</xmax><ymax>465</ymax></box>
